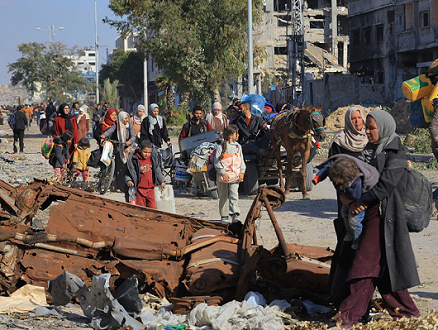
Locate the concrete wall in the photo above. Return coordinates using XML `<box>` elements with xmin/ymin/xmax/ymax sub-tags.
<box><xmin>304</xmin><ymin>73</ymin><xmax>386</xmax><ymax>112</ymax></box>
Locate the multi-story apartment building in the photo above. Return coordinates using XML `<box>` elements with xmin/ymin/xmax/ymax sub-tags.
<box><xmin>254</xmin><ymin>0</ymin><xmax>349</xmax><ymax>102</ymax></box>
<box><xmin>348</xmin><ymin>0</ymin><xmax>438</xmax><ymax>103</ymax></box>
<box><xmin>69</xmin><ymin>48</ymin><xmax>97</xmax><ymax>84</ymax></box>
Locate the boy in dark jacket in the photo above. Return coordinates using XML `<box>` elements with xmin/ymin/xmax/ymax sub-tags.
<box><xmin>125</xmin><ymin>140</ymin><xmax>165</xmax><ymax>208</ymax></box>
<box><xmin>313</xmin><ymin>155</ymin><xmax>379</xmax><ymax>249</ymax></box>
<box><xmin>49</xmin><ymin>131</ymin><xmax>74</xmax><ymax>180</ymax></box>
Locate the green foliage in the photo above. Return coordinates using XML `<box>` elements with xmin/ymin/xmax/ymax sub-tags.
<box><xmin>106</xmin><ymin>0</ymin><xmax>264</xmax><ymax>106</ymax></box>
<box><xmin>101</xmin><ymin>79</ymin><xmax>120</xmax><ymax>110</ymax></box>
<box><xmin>99</xmin><ymin>49</ymin><xmax>144</xmax><ymax>103</ymax></box>
<box><xmin>403</xmin><ymin>128</ymin><xmax>432</xmax><ymax>154</ymax></box>
<box><xmin>382</xmin><ymin>106</ymin><xmax>391</xmax><ymax>112</ymax></box>
<box><xmin>8</xmin><ymin>42</ymin><xmax>89</xmax><ymax>102</ymax></box>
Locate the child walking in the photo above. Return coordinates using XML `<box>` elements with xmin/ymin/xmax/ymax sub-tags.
<box><xmin>50</xmin><ymin>131</ymin><xmax>74</xmax><ymax>180</ymax></box>
<box><xmin>72</xmin><ymin>138</ymin><xmax>91</xmax><ymax>182</ymax></box>
<box><xmin>125</xmin><ymin>140</ymin><xmax>165</xmax><ymax>208</ymax></box>
<box><xmin>214</xmin><ymin>124</ymin><xmax>246</xmax><ymax>223</ymax></box>
<box><xmin>313</xmin><ymin>155</ymin><xmax>379</xmax><ymax>249</ymax></box>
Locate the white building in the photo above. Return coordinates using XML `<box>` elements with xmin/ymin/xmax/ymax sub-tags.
<box><xmin>69</xmin><ymin>48</ymin><xmax>97</xmax><ymax>84</ymax></box>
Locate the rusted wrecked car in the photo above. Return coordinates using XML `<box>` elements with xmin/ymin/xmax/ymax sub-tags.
<box><xmin>0</xmin><ymin>179</ymin><xmax>332</xmax><ymax>313</ymax></box>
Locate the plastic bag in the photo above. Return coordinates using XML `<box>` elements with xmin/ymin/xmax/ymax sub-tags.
<box><xmin>100</xmin><ymin>141</ymin><xmax>113</xmax><ymax>166</ymax></box>
<box><xmin>241</xmin><ymin>94</ymin><xmax>266</xmax><ymax>115</ymax></box>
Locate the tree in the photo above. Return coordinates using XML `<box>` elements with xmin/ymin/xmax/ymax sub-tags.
<box><xmin>101</xmin><ymin>78</ymin><xmax>120</xmax><ymax>110</ymax></box>
<box><xmin>155</xmin><ymin>74</ymin><xmax>175</xmax><ymax>120</ymax></box>
<box><xmin>106</xmin><ymin>0</ymin><xmax>263</xmax><ymax>106</ymax></box>
<box><xmin>8</xmin><ymin>42</ymin><xmax>89</xmax><ymax>102</ymax></box>
<box><xmin>99</xmin><ymin>49</ymin><xmax>144</xmax><ymax>106</ymax></box>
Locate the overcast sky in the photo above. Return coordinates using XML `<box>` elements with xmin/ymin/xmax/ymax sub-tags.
<box><xmin>0</xmin><ymin>0</ymin><xmax>120</xmax><ymax>85</ymax></box>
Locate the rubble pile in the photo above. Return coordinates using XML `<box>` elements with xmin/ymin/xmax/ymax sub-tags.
<box><xmin>0</xmin><ymin>180</ymin><xmax>335</xmax><ymax>328</ymax></box>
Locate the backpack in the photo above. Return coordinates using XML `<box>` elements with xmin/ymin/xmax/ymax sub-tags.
<box><xmin>389</xmin><ymin>159</ymin><xmax>433</xmax><ymax>232</ymax></box>
<box><xmin>403</xmin><ymin>166</ymin><xmax>432</xmax><ymax>232</ymax></box>
<box><xmin>7</xmin><ymin>113</ymin><xmax>15</xmax><ymax>130</ymax></box>
<box><xmin>41</xmin><ymin>137</ymin><xmax>55</xmax><ymax>159</ymax></box>
<box><xmin>206</xmin><ymin>144</ymin><xmax>241</xmax><ymax>182</ymax></box>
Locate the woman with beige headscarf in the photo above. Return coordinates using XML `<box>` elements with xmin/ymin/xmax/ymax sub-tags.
<box><xmin>327</xmin><ymin>106</ymin><xmax>369</xmax><ymax>305</ymax></box>
<box><xmin>205</xmin><ymin>102</ymin><xmax>228</xmax><ymax>134</ymax></box>
<box><xmin>329</xmin><ymin>107</ymin><xmax>368</xmax><ymax>158</ymax></box>
<box><xmin>103</xmin><ymin>111</ymin><xmax>137</xmax><ymax>191</ymax></box>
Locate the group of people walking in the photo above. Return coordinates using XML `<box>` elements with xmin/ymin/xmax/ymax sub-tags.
<box><xmin>3</xmin><ymin>98</ymin><xmax>427</xmax><ymax>329</ymax></box>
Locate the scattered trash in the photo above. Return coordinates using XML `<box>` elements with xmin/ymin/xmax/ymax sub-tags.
<box><xmin>0</xmin><ymin>285</ymin><xmax>46</xmax><ymax>313</ymax></box>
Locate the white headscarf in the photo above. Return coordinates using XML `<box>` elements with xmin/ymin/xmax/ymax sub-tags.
<box><xmin>76</xmin><ymin>106</ymin><xmax>89</xmax><ymax>123</ymax></box>
<box><xmin>148</xmin><ymin>103</ymin><xmax>163</xmax><ymax>136</ymax></box>
<box><xmin>117</xmin><ymin>111</ymin><xmax>131</xmax><ymax>164</ymax></box>
<box><xmin>133</xmin><ymin>105</ymin><xmax>146</xmax><ymax>125</ymax></box>
<box><xmin>117</xmin><ymin>111</ymin><xmax>129</xmax><ymax>143</ymax></box>
<box><xmin>211</xmin><ymin>102</ymin><xmax>224</xmax><ymax>126</ymax></box>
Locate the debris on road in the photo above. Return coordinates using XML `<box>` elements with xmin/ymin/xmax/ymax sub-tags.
<box><xmin>0</xmin><ymin>179</ymin><xmax>334</xmax><ymax>328</ymax></box>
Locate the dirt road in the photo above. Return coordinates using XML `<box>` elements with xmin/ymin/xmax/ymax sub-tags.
<box><xmin>0</xmin><ymin>122</ymin><xmax>437</xmax><ymax>317</ymax></box>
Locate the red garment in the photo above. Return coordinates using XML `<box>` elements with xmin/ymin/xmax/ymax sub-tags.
<box><xmin>102</xmin><ymin>109</ymin><xmax>117</xmax><ymax>133</ymax></box>
<box><xmin>137</xmin><ymin>152</ymin><xmax>154</xmax><ymax>189</ymax></box>
<box><xmin>53</xmin><ymin>116</ymin><xmax>79</xmax><ymax>156</ymax></box>
<box><xmin>245</xmin><ymin>117</ymin><xmax>251</xmax><ymax>126</ymax></box>
<box><xmin>136</xmin><ymin>187</ymin><xmax>156</xmax><ymax>208</ymax></box>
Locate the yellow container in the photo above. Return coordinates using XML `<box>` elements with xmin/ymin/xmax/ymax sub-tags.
<box><xmin>402</xmin><ymin>74</ymin><xmax>434</xmax><ymax>101</ymax></box>
<box><xmin>428</xmin><ymin>83</ymin><xmax>438</xmax><ymax>104</ymax></box>
<box><xmin>421</xmin><ymin>97</ymin><xmax>434</xmax><ymax>123</ymax></box>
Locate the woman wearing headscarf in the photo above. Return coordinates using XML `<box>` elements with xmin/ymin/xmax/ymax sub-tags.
<box><xmin>327</xmin><ymin>107</ymin><xmax>368</xmax><ymax>311</ymax></box>
<box><xmin>327</xmin><ymin>107</ymin><xmax>368</xmax><ymax>238</ymax></box>
<box><xmin>139</xmin><ymin>103</ymin><xmax>170</xmax><ymax>148</ymax></box>
<box><xmin>205</xmin><ymin>102</ymin><xmax>228</xmax><ymax>134</ymax></box>
<box><xmin>132</xmin><ymin>104</ymin><xmax>146</xmax><ymax>138</ymax></box>
<box><xmin>329</xmin><ymin>107</ymin><xmax>368</xmax><ymax>158</ymax></box>
<box><xmin>334</xmin><ymin>110</ymin><xmax>420</xmax><ymax>328</ymax></box>
<box><xmin>76</xmin><ymin>106</ymin><xmax>90</xmax><ymax>140</ymax></box>
<box><xmin>54</xmin><ymin>103</ymin><xmax>79</xmax><ymax>156</ymax></box>
<box><xmin>103</xmin><ymin>111</ymin><xmax>136</xmax><ymax>192</ymax></box>
<box><xmin>94</xmin><ymin>108</ymin><xmax>117</xmax><ymax>142</ymax></box>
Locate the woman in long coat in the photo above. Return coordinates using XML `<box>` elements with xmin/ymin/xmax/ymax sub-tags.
<box><xmin>54</xmin><ymin>103</ymin><xmax>79</xmax><ymax>156</ymax></box>
<box><xmin>139</xmin><ymin>103</ymin><xmax>170</xmax><ymax>148</ymax></box>
<box><xmin>335</xmin><ymin>110</ymin><xmax>420</xmax><ymax>328</ymax></box>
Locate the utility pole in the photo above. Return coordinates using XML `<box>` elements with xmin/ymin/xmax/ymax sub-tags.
<box><xmin>144</xmin><ymin>52</ymin><xmax>148</xmax><ymax>107</ymax></box>
<box><xmin>247</xmin><ymin>0</ymin><xmax>254</xmax><ymax>94</ymax></box>
<box><xmin>94</xmin><ymin>0</ymin><xmax>99</xmax><ymax>104</ymax></box>
<box><xmin>288</xmin><ymin>0</ymin><xmax>305</xmax><ymax>102</ymax></box>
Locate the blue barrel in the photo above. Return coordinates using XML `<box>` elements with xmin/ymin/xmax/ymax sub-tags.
<box><xmin>409</xmin><ymin>100</ymin><xmax>429</xmax><ymax>128</ymax></box>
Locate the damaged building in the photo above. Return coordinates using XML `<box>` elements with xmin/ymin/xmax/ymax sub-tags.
<box><xmin>254</xmin><ymin>0</ymin><xmax>349</xmax><ymax>102</ymax></box>
<box><xmin>347</xmin><ymin>0</ymin><xmax>438</xmax><ymax>104</ymax></box>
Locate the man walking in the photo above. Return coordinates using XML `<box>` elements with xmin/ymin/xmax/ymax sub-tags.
<box><xmin>13</xmin><ymin>106</ymin><xmax>27</xmax><ymax>153</ymax></box>
<box><xmin>179</xmin><ymin>106</ymin><xmax>214</xmax><ymax>140</ymax></box>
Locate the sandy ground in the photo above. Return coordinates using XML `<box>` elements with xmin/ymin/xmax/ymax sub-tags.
<box><xmin>0</xmin><ymin>122</ymin><xmax>437</xmax><ymax>323</ymax></box>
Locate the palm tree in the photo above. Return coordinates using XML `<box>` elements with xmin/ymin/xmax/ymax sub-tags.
<box><xmin>155</xmin><ymin>75</ymin><xmax>175</xmax><ymax>121</ymax></box>
<box><xmin>101</xmin><ymin>78</ymin><xmax>120</xmax><ymax>110</ymax></box>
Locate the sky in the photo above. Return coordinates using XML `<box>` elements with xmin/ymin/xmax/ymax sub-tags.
<box><xmin>0</xmin><ymin>0</ymin><xmax>120</xmax><ymax>85</ymax></box>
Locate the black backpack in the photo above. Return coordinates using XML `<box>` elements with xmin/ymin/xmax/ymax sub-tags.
<box><xmin>389</xmin><ymin>159</ymin><xmax>432</xmax><ymax>232</ymax></box>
